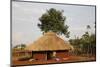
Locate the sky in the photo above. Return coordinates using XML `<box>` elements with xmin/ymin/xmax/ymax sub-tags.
<box><xmin>12</xmin><ymin>1</ymin><xmax>95</xmax><ymax>47</ymax></box>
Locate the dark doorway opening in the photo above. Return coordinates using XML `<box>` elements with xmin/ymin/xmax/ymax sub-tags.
<box><xmin>47</xmin><ymin>51</ymin><xmax>53</xmax><ymax>60</ymax></box>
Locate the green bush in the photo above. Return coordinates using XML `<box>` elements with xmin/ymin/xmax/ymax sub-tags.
<box><xmin>18</xmin><ymin>55</ymin><xmax>31</xmax><ymax>61</ymax></box>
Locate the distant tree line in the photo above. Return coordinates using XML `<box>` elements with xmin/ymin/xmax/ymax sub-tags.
<box><xmin>13</xmin><ymin>44</ymin><xmax>26</xmax><ymax>51</ymax></box>
<box><xmin>69</xmin><ymin>25</ymin><xmax>96</xmax><ymax>57</ymax></box>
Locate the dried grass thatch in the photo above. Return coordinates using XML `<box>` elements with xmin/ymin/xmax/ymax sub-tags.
<box><xmin>26</xmin><ymin>31</ymin><xmax>73</xmax><ymax>51</ymax></box>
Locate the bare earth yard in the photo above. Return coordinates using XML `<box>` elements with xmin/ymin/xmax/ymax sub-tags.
<box><xmin>12</xmin><ymin>56</ymin><xmax>96</xmax><ymax>66</ymax></box>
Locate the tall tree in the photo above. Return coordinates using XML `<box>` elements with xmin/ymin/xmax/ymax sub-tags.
<box><xmin>38</xmin><ymin>8</ymin><xmax>70</xmax><ymax>38</ymax></box>
<box><xmin>87</xmin><ymin>25</ymin><xmax>91</xmax><ymax>29</ymax></box>
<box><xmin>87</xmin><ymin>25</ymin><xmax>91</xmax><ymax>34</ymax></box>
<box><xmin>81</xmin><ymin>32</ymin><xmax>90</xmax><ymax>55</ymax></box>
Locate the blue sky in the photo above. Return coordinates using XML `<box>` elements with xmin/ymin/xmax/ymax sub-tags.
<box><xmin>12</xmin><ymin>1</ymin><xmax>95</xmax><ymax>47</ymax></box>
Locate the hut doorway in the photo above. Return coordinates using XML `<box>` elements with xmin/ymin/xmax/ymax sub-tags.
<box><xmin>47</xmin><ymin>51</ymin><xmax>53</xmax><ymax>60</ymax></box>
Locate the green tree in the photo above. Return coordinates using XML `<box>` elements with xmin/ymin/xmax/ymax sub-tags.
<box><xmin>81</xmin><ymin>32</ymin><xmax>90</xmax><ymax>55</ymax></box>
<box><xmin>69</xmin><ymin>37</ymin><xmax>82</xmax><ymax>55</ymax></box>
<box><xmin>38</xmin><ymin>8</ymin><xmax>70</xmax><ymax>37</ymax></box>
<box><xmin>87</xmin><ymin>25</ymin><xmax>91</xmax><ymax>29</ymax></box>
<box><xmin>20</xmin><ymin>44</ymin><xmax>26</xmax><ymax>50</ymax></box>
<box><xmin>13</xmin><ymin>44</ymin><xmax>26</xmax><ymax>50</ymax></box>
<box><xmin>89</xmin><ymin>34</ymin><xmax>96</xmax><ymax>56</ymax></box>
<box><xmin>69</xmin><ymin>24</ymin><xmax>96</xmax><ymax>56</ymax></box>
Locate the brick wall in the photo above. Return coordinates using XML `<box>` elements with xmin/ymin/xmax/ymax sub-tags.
<box><xmin>33</xmin><ymin>52</ymin><xmax>47</xmax><ymax>60</ymax></box>
<box><xmin>56</xmin><ymin>51</ymin><xmax>69</xmax><ymax>58</ymax></box>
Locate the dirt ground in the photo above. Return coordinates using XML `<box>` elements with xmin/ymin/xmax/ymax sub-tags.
<box><xmin>12</xmin><ymin>56</ymin><xmax>96</xmax><ymax>66</ymax></box>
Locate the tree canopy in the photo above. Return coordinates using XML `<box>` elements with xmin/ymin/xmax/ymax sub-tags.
<box><xmin>38</xmin><ymin>8</ymin><xmax>70</xmax><ymax>38</ymax></box>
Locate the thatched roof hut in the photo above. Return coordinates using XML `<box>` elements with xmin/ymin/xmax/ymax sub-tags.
<box><xmin>26</xmin><ymin>31</ymin><xmax>73</xmax><ymax>51</ymax></box>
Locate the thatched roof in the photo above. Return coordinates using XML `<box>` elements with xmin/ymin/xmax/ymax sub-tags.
<box><xmin>26</xmin><ymin>31</ymin><xmax>73</xmax><ymax>51</ymax></box>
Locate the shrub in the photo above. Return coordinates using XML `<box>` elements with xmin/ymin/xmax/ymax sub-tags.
<box><xmin>18</xmin><ymin>55</ymin><xmax>31</xmax><ymax>61</ymax></box>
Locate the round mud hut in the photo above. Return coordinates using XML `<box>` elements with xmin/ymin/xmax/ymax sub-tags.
<box><xmin>25</xmin><ymin>31</ymin><xmax>73</xmax><ymax>61</ymax></box>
